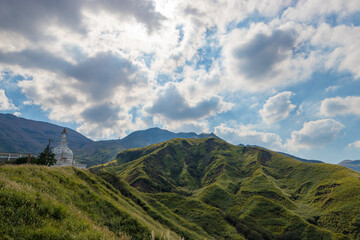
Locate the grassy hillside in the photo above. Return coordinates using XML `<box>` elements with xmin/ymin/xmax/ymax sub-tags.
<box><xmin>0</xmin><ymin>165</ymin><xmax>184</xmax><ymax>240</ymax></box>
<box><xmin>99</xmin><ymin>138</ymin><xmax>360</xmax><ymax>240</ymax></box>
<box><xmin>2</xmin><ymin>138</ymin><xmax>360</xmax><ymax>239</ymax></box>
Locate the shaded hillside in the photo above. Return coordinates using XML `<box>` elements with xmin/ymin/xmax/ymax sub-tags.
<box><xmin>0</xmin><ymin>114</ymin><xmax>92</xmax><ymax>153</ymax></box>
<box><xmin>0</xmin><ymin>165</ymin><xmax>184</xmax><ymax>240</ymax></box>
<box><xmin>338</xmin><ymin>160</ymin><xmax>360</xmax><ymax>172</ymax></box>
<box><xmin>99</xmin><ymin>138</ymin><xmax>360</xmax><ymax>240</ymax></box>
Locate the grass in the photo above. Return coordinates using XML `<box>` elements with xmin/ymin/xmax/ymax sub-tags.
<box><xmin>0</xmin><ymin>165</ymin><xmax>183</xmax><ymax>240</ymax></box>
<box><xmin>98</xmin><ymin>137</ymin><xmax>360</xmax><ymax>239</ymax></box>
<box><xmin>3</xmin><ymin>137</ymin><xmax>360</xmax><ymax>239</ymax></box>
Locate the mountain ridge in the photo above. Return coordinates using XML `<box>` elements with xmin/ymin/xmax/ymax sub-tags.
<box><xmin>94</xmin><ymin>137</ymin><xmax>360</xmax><ymax>239</ymax></box>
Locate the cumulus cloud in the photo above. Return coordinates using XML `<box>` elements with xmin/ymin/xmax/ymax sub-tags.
<box><xmin>259</xmin><ymin>91</ymin><xmax>296</xmax><ymax>124</ymax></box>
<box><xmin>320</xmin><ymin>96</ymin><xmax>360</xmax><ymax>117</ymax></box>
<box><xmin>0</xmin><ymin>0</ymin><xmax>164</xmax><ymax>40</ymax></box>
<box><xmin>0</xmin><ymin>50</ymin><xmax>141</xmax><ymax>100</ymax></box>
<box><xmin>286</xmin><ymin>119</ymin><xmax>344</xmax><ymax>150</ymax></box>
<box><xmin>0</xmin><ymin>49</ymin><xmax>71</xmax><ymax>73</ymax></box>
<box><xmin>348</xmin><ymin>140</ymin><xmax>360</xmax><ymax>149</ymax></box>
<box><xmin>312</xmin><ymin>24</ymin><xmax>360</xmax><ymax>79</ymax></box>
<box><xmin>81</xmin><ymin>103</ymin><xmax>121</xmax><ymax>127</ymax></box>
<box><xmin>0</xmin><ymin>89</ymin><xmax>17</xmax><ymax>110</ymax></box>
<box><xmin>233</xmin><ymin>29</ymin><xmax>295</xmax><ymax>79</ymax></box>
<box><xmin>1</xmin><ymin>0</ymin><xmax>359</xmax><ymax>142</ymax></box>
<box><xmin>69</xmin><ymin>52</ymin><xmax>142</xmax><ymax>100</ymax></box>
<box><xmin>214</xmin><ymin>123</ymin><xmax>283</xmax><ymax>150</ymax></box>
<box><xmin>146</xmin><ymin>83</ymin><xmax>231</xmax><ymax>121</ymax></box>
<box><xmin>220</xmin><ymin>1</ymin><xmax>360</xmax><ymax>93</ymax></box>
<box><xmin>0</xmin><ymin>0</ymin><xmax>84</xmax><ymax>40</ymax></box>
<box><xmin>282</xmin><ymin>0</ymin><xmax>360</xmax><ymax>23</ymax></box>
<box><xmin>222</xmin><ymin>25</ymin><xmax>319</xmax><ymax>92</ymax></box>
<box><xmin>16</xmin><ymin>66</ymin><xmax>150</xmax><ymax>139</ymax></box>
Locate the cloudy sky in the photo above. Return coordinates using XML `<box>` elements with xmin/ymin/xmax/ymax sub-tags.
<box><xmin>0</xmin><ymin>0</ymin><xmax>360</xmax><ymax>163</ymax></box>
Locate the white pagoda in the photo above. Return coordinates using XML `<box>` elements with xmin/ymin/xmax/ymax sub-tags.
<box><xmin>52</xmin><ymin>128</ymin><xmax>74</xmax><ymax>165</ymax></box>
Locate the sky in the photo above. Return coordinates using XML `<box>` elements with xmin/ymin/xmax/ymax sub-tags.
<box><xmin>0</xmin><ymin>0</ymin><xmax>360</xmax><ymax>163</ymax></box>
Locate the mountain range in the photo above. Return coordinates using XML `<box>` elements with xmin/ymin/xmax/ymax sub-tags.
<box><xmin>0</xmin><ymin>113</ymin><xmax>358</xmax><ymax>171</ymax></box>
<box><xmin>2</xmin><ymin>138</ymin><xmax>360</xmax><ymax>239</ymax></box>
<box><xmin>0</xmin><ymin>113</ymin><xmax>217</xmax><ymax>167</ymax></box>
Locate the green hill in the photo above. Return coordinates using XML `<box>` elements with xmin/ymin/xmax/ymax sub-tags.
<box><xmin>2</xmin><ymin>138</ymin><xmax>360</xmax><ymax>239</ymax></box>
<box><xmin>0</xmin><ymin>165</ymin><xmax>183</xmax><ymax>240</ymax></box>
<box><xmin>99</xmin><ymin>138</ymin><xmax>360</xmax><ymax>240</ymax></box>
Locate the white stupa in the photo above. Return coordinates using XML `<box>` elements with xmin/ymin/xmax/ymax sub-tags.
<box><xmin>52</xmin><ymin>128</ymin><xmax>74</xmax><ymax>165</ymax></box>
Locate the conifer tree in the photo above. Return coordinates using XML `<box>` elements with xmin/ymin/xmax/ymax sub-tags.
<box><xmin>38</xmin><ymin>142</ymin><xmax>56</xmax><ymax>166</ymax></box>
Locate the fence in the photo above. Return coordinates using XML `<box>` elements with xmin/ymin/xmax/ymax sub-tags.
<box><xmin>0</xmin><ymin>152</ymin><xmax>38</xmax><ymax>162</ymax></box>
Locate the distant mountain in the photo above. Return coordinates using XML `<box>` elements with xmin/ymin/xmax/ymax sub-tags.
<box><xmin>96</xmin><ymin>138</ymin><xmax>360</xmax><ymax>239</ymax></box>
<box><xmin>0</xmin><ymin>114</ymin><xmax>219</xmax><ymax>166</ymax></box>
<box><xmin>0</xmin><ymin>113</ymin><xmax>92</xmax><ymax>153</ymax></box>
<box><xmin>338</xmin><ymin>160</ymin><xmax>360</xmax><ymax>172</ymax></box>
<box><xmin>276</xmin><ymin>151</ymin><xmax>324</xmax><ymax>163</ymax></box>
<box><xmin>117</xmin><ymin>127</ymin><xmax>218</xmax><ymax>149</ymax></box>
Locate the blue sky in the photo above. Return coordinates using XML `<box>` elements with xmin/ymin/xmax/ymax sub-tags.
<box><xmin>0</xmin><ymin>0</ymin><xmax>360</xmax><ymax>163</ymax></box>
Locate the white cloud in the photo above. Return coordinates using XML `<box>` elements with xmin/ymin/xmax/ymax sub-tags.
<box><xmin>0</xmin><ymin>0</ymin><xmax>359</xmax><ymax>141</ymax></box>
<box><xmin>221</xmin><ymin>23</ymin><xmax>321</xmax><ymax>92</ymax></box>
<box><xmin>13</xmin><ymin>111</ymin><xmax>21</xmax><ymax>116</ymax></box>
<box><xmin>214</xmin><ymin>123</ymin><xmax>283</xmax><ymax>150</ymax></box>
<box><xmin>145</xmin><ymin>83</ymin><xmax>232</xmax><ymax>121</ymax></box>
<box><xmin>163</xmin><ymin>120</ymin><xmax>210</xmax><ymax>135</ymax></box>
<box><xmin>348</xmin><ymin>140</ymin><xmax>360</xmax><ymax>149</ymax></box>
<box><xmin>286</xmin><ymin>119</ymin><xmax>344</xmax><ymax>150</ymax></box>
<box><xmin>0</xmin><ymin>89</ymin><xmax>17</xmax><ymax>110</ymax></box>
<box><xmin>259</xmin><ymin>91</ymin><xmax>296</xmax><ymax>124</ymax></box>
<box><xmin>282</xmin><ymin>0</ymin><xmax>360</xmax><ymax>23</ymax></box>
<box><xmin>16</xmin><ymin>68</ymin><xmax>152</xmax><ymax>140</ymax></box>
<box><xmin>320</xmin><ymin>96</ymin><xmax>360</xmax><ymax>117</ymax></box>
<box><xmin>325</xmin><ymin>85</ymin><xmax>340</xmax><ymax>93</ymax></box>
<box><xmin>311</xmin><ymin>24</ymin><xmax>360</xmax><ymax>79</ymax></box>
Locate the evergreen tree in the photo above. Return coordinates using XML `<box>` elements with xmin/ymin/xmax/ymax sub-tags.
<box><xmin>38</xmin><ymin>143</ymin><xmax>56</xmax><ymax>166</ymax></box>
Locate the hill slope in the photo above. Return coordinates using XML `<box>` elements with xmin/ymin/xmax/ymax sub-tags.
<box><xmin>338</xmin><ymin>160</ymin><xmax>360</xmax><ymax>172</ymax></box>
<box><xmin>0</xmin><ymin>165</ymin><xmax>185</xmax><ymax>239</ymax></box>
<box><xmin>100</xmin><ymin>138</ymin><xmax>360</xmax><ymax>240</ymax></box>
